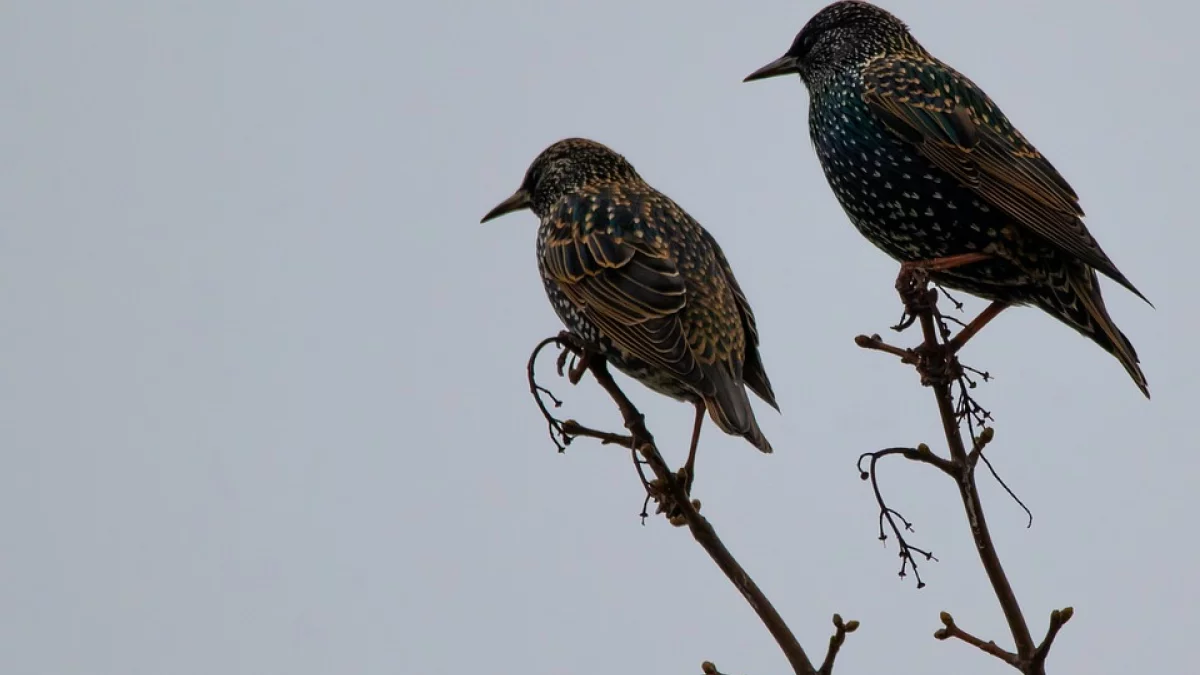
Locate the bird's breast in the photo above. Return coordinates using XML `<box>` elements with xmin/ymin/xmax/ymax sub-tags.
<box><xmin>808</xmin><ymin>90</ymin><xmax>1012</xmax><ymax>264</ymax></box>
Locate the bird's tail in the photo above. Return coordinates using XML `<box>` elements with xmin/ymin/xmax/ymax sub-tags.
<box><xmin>1044</xmin><ymin>269</ymin><xmax>1148</xmax><ymax>398</ymax></box>
<box><xmin>703</xmin><ymin>374</ymin><xmax>774</xmax><ymax>453</ymax></box>
<box><xmin>742</xmin><ymin>347</ymin><xmax>781</xmax><ymax>413</ymax></box>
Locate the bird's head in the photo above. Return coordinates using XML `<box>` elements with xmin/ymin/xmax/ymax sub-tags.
<box><xmin>743</xmin><ymin>1</ymin><xmax>915</xmax><ymax>89</ymax></box>
<box><xmin>481</xmin><ymin>138</ymin><xmax>639</xmax><ymax>222</ymax></box>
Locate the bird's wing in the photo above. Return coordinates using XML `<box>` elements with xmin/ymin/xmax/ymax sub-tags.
<box><xmin>861</xmin><ymin>55</ymin><xmax>1147</xmax><ymax>302</ymax></box>
<box><xmin>540</xmin><ymin>188</ymin><xmax>707</xmax><ymax>392</ymax></box>
<box><xmin>702</xmin><ymin>230</ymin><xmax>778</xmax><ymax>410</ymax></box>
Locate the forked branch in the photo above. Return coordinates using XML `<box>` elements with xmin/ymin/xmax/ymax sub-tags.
<box><xmin>855</xmin><ymin>266</ymin><xmax>1071</xmax><ymax>675</ymax></box>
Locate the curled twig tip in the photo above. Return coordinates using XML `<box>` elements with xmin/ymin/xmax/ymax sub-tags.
<box><xmin>859</xmin><ymin>448</ymin><xmax>943</xmax><ymax>587</ymax></box>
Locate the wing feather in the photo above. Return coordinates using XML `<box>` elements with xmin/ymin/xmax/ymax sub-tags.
<box><xmin>862</xmin><ymin>55</ymin><xmax>1147</xmax><ymax>303</ymax></box>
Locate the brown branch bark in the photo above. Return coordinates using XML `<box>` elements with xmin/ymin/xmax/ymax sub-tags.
<box><xmin>528</xmin><ymin>333</ymin><xmax>856</xmax><ymax>675</ymax></box>
<box><xmin>857</xmin><ymin>270</ymin><xmax>1072</xmax><ymax>675</ymax></box>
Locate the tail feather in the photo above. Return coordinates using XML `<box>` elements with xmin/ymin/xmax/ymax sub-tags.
<box><xmin>703</xmin><ymin>371</ymin><xmax>774</xmax><ymax>453</ymax></box>
<box><xmin>1049</xmin><ymin>271</ymin><xmax>1149</xmax><ymax>398</ymax></box>
<box><xmin>743</xmin><ymin>349</ymin><xmax>781</xmax><ymax>412</ymax></box>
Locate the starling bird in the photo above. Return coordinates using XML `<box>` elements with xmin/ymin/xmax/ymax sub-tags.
<box><xmin>481</xmin><ymin>138</ymin><xmax>780</xmax><ymax>478</ymax></box>
<box><xmin>743</xmin><ymin>1</ymin><xmax>1151</xmax><ymax>396</ymax></box>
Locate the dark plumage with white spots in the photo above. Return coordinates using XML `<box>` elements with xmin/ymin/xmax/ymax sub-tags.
<box><xmin>744</xmin><ymin>0</ymin><xmax>1150</xmax><ymax>396</ymax></box>
<box><xmin>482</xmin><ymin>138</ymin><xmax>780</xmax><ymax>469</ymax></box>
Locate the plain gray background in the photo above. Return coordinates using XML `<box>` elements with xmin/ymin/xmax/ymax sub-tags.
<box><xmin>0</xmin><ymin>1</ymin><xmax>1193</xmax><ymax>674</ymax></box>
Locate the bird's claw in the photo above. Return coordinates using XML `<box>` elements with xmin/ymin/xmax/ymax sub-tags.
<box><xmin>551</xmin><ymin>332</ymin><xmax>594</xmax><ymax>385</ymax></box>
<box><xmin>891</xmin><ymin>309</ymin><xmax>918</xmax><ymax>332</ymax></box>
<box><xmin>567</xmin><ymin>352</ymin><xmax>590</xmax><ymax>385</ymax></box>
<box><xmin>644</xmin><ymin>471</ymin><xmax>700</xmax><ymax>527</ymax></box>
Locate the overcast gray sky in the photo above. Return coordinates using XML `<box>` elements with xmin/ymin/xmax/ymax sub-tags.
<box><xmin>0</xmin><ymin>1</ymin><xmax>1194</xmax><ymax>674</ymax></box>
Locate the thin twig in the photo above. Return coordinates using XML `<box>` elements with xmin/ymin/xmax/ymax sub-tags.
<box><xmin>527</xmin><ymin>336</ymin><xmax>569</xmax><ymax>452</ymax></box>
<box><xmin>560</xmin><ymin>419</ymin><xmax>634</xmax><ymax>448</ymax></box>
<box><xmin>1030</xmin><ymin>608</ymin><xmax>1074</xmax><ymax>674</ymax></box>
<box><xmin>856</xmin><ymin>446</ymin><xmax>951</xmax><ymax>588</ymax></box>
<box><xmin>976</xmin><ymin>453</ymin><xmax>1034</xmax><ymax>529</ymax></box>
<box><xmin>934</xmin><ymin>283</ymin><xmax>967</xmax><ymax>312</ymax></box>
<box><xmin>855</xmin><ymin>333</ymin><xmax>916</xmax><ymax>362</ymax></box>
<box><xmin>818</xmin><ymin>614</ymin><xmax>860</xmax><ymax>675</ymax></box>
<box><xmin>935</xmin><ymin>611</ymin><xmax>1020</xmax><ymax>667</ymax></box>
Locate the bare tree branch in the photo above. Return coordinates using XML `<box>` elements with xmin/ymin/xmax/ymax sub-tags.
<box><xmin>855</xmin><ymin>267</ymin><xmax>1071</xmax><ymax>674</ymax></box>
<box><xmin>528</xmin><ymin>332</ymin><xmax>856</xmax><ymax>675</ymax></box>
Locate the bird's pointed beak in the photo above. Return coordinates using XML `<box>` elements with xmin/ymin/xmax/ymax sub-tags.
<box><xmin>743</xmin><ymin>54</ymin><xmax>801</xmax><ymax>83</ymax></box>
<box><xmin>480</xmin><ymin>188</ymin><xmax>531</xmax><ymax>223</ymax></box>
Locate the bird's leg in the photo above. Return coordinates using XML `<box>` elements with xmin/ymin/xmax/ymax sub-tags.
<box><xmin>679</xmin><ymin>402</ymin><xmax>706</xmax><ymax>495</ymax></box>
<box><xmin>901</xmin><ymin>252</ymin><xmax>992</xmax><ymax>275</ymax></box>
<box><xmin>566</xmin><ymin>350</ymin><xmax>591</xmax><ymax>385</ymax></box>
<box><xmin>947</xmin><ymin>300</ymin><xmax>1009</xmax><ymax>354</ymax></box>
<box><xmin>659</xmin><ymin>402</ymin><xmax>706</xmax><ymax>525</ymax></box>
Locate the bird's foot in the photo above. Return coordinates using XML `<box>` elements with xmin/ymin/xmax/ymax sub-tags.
<box><xmin>566</xmin><ymin>352</ymin><xmax>591</xmax><ymax>385</ymax></box>
<box><xmin>895</xmin><ymin>254</ymin><xmax>991</xmax><ymax>325</ymax></box>
<box><xmin>648</xmin><ymin>473</ymin><xmax>700</xmax><ymax>528</ymax></box>
<box><xmin>895</xmin><ymin>271</ymin><xmax>938</xmax><ymax>321</ymax></box>
<box><xmin>553</xmin><ymin>331</ymin><xmax>596</xmax><ymax>385</ymax></box>
<box><xmin>555</xmin><ymin>329</ymin><xmax>582</xmax><ymax>351</ymax></box>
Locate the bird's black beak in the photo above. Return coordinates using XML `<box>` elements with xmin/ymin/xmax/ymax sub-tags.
<box><xmin>743</xmin><ymin>54</ymin><xmax>801</xmax><ymax>83</ymax></box>
<box><xmin>480</xmin><ymin>188</ymin><xmax>531</xmax><ymax>223</ymax></box>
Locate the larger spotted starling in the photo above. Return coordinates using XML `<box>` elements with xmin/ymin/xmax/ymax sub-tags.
<box><xmin>482</xmin><ymin>138</ymin><xmax>780</xmax><ymax>477</ymax></box>
<box><xmin>743</xmin><ymin>1</ymin><xmax>1151</xmax><ymax>396</ymax></box>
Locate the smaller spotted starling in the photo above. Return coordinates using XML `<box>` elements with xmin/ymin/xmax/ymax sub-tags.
<box><xmin>482</xmin><ymin>138</ymin><xmax>780</xmax><ymax>477</ymax></box>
